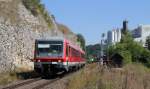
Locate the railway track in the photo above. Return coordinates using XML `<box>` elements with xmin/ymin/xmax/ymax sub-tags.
<box><xmin>2</xmin><ymin>74</ymin><xmax>65</xmax><ymax>89</ymax></box>
<box><xmin>32</xmin><ymin>78</ymin><xmax>60</xmax><ymax>89</ymax></box>
<box><xmin>2</xmin><ymin>71</ymin><xmax>74</xmax><ymax>89</ymax></box>
<box><xmin>2</xmin><ymin>77</ymin><xmax>63</xmax><ymax>89</ymax></box>
<box><xmin>2</xmin><ymin>78</ymin><xmax>41</xmax><ymax>89</ymax></box>
<box><xmin>32</xmin><ymin>73</ymin><xmax>68</xmax><ymax>89</ymax></box>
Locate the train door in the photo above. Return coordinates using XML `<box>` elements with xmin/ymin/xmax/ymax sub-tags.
<box><xmin>66</xmin><ymin>45</ymin><xmax>69</xmax><ymax>65</ymax></box>
<box><xmin>65</xmin><ymin>44</ymin><xmax>70</xmax><ymax>71</ymax></box>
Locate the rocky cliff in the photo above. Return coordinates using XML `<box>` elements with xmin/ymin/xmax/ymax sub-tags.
<box><xmin>0</xmin><ymin>0</ymin><xmax>77</xmax><ymax>73</ymax></box>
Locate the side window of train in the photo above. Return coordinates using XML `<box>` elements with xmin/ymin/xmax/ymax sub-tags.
<box><xmin>66</xmin><ymin>45</ymin><xmax>69</xmax><ymax>57</ymax></box>
<box><xmin>71</xmin><ymin>47</ymin><xmax>73</xmax><ymax>57</ymax></box>
<box><xmin>82</xmin><ymin>53</ymin><xmax>85</xmax><ymax>58</ymax></box>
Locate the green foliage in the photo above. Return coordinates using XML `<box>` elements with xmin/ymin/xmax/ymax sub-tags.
<box><xmin>120</xmin><ymin>31</ymin><xmax>134</xmax><ymax>43</ymax></box>
<box><xmin>57</xmin><ymin>23</ymin><xmax>73</xmax><ymax>34</ymax></box>
<box><xmin>145</xmin><ymin>35</ymin><xmax>150</xmax><ymax>50</ymax></box>
<box><xmin>86</xmin><ymin>56</ymin><xmax>97</xmax><ymax>63</ymax></box>
<box><xmin>108</xmin><ymin>44</ymin><xmax>132</xmax><ymax>65</ymax></box>
<box><xmin>139</xmin><ymin>49</ymin><xmax>150</xmax><ymax>67</ymax></box>
<box><xmin>86</xmin><ymin>44</ymin><xmax>101</xmax><ymax>57</ymax></box>
<box><xmin>22</xmin><ymin>0</ymin><xmax>53</xmax><ymax>27</ymax></box>
<box><xmin>119</xmin><ymin>51</ymin><xmax>132</xmax><ymax>64</ymax></box>
<box><xmin>22</xmin><ymin>0</ymin><xmax>40</xmax><ymax>16</ymax></box>
<box><xmin>77</xmin><ymin>34</ymin><xmax>86</xmax><ymax>51</ymax></box>
<box><xmin>108</xmin><ymin>31</ymin><xmax>150</xmax><ymax>67</ymax></box>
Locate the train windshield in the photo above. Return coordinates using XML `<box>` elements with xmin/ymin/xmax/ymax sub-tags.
<box><xmin>36</xmin><ymin>41</ymin><xmax>63</xmax><ymax>57</ymax></box>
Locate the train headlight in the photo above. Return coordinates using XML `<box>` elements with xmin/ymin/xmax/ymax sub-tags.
<box><xmin>38</xmin><ymin>60</ymin><xmax>41</xmax><ymax>62</ymax></box>
<box><xmin>66</xmin><ymin>57</ymin><xmax>68</xmax><ymax>61</ymax></box>
<box><xmin>58</xmin><ymin>60</ymin><xmax>61</xmax><ymax>62</ymax></box>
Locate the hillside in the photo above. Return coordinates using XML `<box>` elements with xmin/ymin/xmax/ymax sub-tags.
<box><xmin>0</xmin><ymin>0</ymin><xmax>77</xmax><ymax>73</ymax></box>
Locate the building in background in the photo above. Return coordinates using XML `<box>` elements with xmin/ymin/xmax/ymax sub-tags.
<box><xmin>107</xmin><ymin>29</ymin><xmax>121</xmax><ymax>45</ymax></box>
<box><xmin>122</xmin><ymin>20</ymin><xmax>128</xmax><ymax>34</ymax></box>
<box><xmin>132</xmin><ymin>25</ymin><xmax>150</xmax><ymax>47</ymax></box>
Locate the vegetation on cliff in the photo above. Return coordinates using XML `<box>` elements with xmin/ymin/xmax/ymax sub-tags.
<box><xmin>22</xmin><ymin>0</ymin><xmax>53</xmax><ymax>27</ymax></box>
<box><xmin>22</xmin><ymin>0</ymin><xmax>80</xmax><ymax>42</ymax></box>
<box><xmin>57</xmin><ymin>23</ymin><xmax>74</xmax><ymax>35</ymax></box>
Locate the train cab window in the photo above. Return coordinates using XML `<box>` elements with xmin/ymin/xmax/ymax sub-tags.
<box><xmin>36</xmin><ymin>41</ymin><xmax>63</xmax><ymax>57</ymax></box>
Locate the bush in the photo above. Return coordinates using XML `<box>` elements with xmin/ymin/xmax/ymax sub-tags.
<box><xmin>120</xmin><ymin>51</ymin><xmax>132</xmax><ymax>64</ymax></box>
<box><xmin>108</xmin><ymin>31</ymin><xmax>150</xmax><ymax>67</ymax></box>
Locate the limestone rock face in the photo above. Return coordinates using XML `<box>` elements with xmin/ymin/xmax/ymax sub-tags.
<box><xmin>0</xmin><ymin>0</ymin><xmax>65</xmax><ymax>73</ymax></box>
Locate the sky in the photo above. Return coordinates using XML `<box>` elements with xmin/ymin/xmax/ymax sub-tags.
<box><xmin>42</xmin><ymin>0</ymin><xmax>150</xmax><ymax>45</ymax></box>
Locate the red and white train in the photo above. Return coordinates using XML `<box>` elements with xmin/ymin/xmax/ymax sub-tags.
<box><xmin>33</xmin><ymin>38</ymin><xmax>86</xmax><ymax>76</ymax></box>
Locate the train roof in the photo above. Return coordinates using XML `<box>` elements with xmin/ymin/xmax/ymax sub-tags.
<box><xmin>36</xmin><ymin>37</ymin><xmax>64</xmax><ymax>41</ymax></box>
<box><xmin>36</xmin><ymin>37</ymin><xmax>85</xmax><ymax>54</ymax></box>
<box><xmin>64</xmin><ymin>39</ymin><xmax>85</xmax><ymax>54</ymax></box>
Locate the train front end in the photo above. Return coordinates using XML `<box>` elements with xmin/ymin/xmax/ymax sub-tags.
<box><xmin>33</xmin><ymin>39</ymin><xmax>65</xmax><ymax>76</ymax></box>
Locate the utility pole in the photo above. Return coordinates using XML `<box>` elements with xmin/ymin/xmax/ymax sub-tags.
<box><xmin>100</xmin><ymin>33</ymin><xmax>105</xmax><ymax>65</ymax></box>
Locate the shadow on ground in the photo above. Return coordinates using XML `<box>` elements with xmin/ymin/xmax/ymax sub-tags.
<box><xmin>16</xmin><ymin>71</ymin><xmax>40</xmax><ymax>79</ymax></box>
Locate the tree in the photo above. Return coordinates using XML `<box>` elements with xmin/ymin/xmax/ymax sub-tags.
<box><xmin>76</xmin><ymin>34</ymin><xmax>86</xmax><ymax>51</ymax></box>
<box><xmin>86</xmin><ymin>44</ymin><xmax>101</xmax><ymax>57</ymax></box>
<box><xmin>145</xmin><ymin>35</ymin><xmax>150</xmax><ymax>50</ymax></box>
<box><xmin>108</xmin><ymin>31</ymin><xmax>150</xmax><ymax>67</ymax></box>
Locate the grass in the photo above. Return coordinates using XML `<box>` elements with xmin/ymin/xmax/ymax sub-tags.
<box><xmin>0</xmin><ymin>67</ymin><xmax>38</xmax><ymax>85</ymax></box>
<box><xmin>67</xmin><ymin>63</ymin><xmax>150</xmax><ymax>89</ymax></box>
<box><xmin>0</xmin><ymin>72</ymin><xmax>18</xmax><ymax>85</ymax></box>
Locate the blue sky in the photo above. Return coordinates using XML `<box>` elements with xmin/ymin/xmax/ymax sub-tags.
<box><xmin>42</xmin><ymin>0</ymin><xmax>150</xmax><ymax>45</ymax></box>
